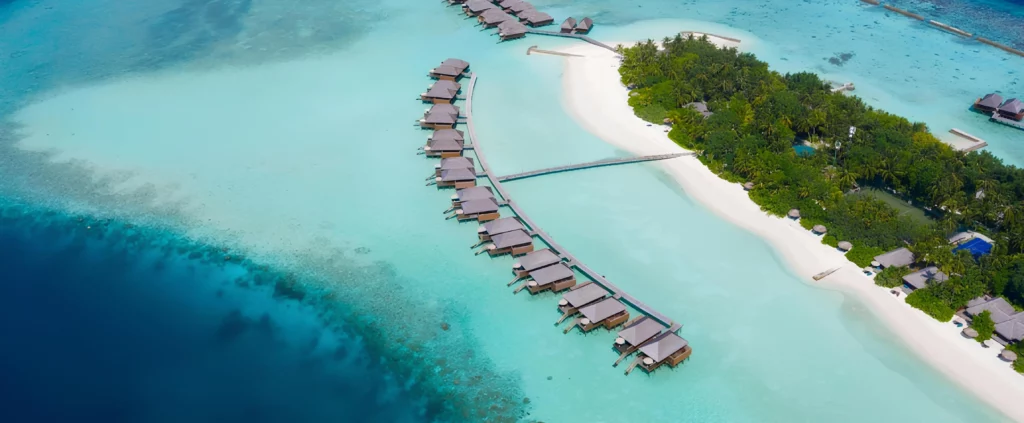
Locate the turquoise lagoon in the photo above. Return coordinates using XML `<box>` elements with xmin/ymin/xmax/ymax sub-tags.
<box><xmin>2</xmin><ymin>0</ymin><xmax>1023</xmax><ymax>421</ymax></box>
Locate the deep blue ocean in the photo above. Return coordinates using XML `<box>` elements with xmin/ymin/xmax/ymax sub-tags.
<box><xmin>0</xmin><ymin>204</ymin><xmax>430</xmax><ymax>422</ymax></box>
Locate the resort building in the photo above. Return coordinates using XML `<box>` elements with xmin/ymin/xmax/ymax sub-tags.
<box><xmin>560</xmin><ymin>17</ymin><xmax>577</xmax><ymax>33</ymax></box>
<box><xmin>463</xmin><ymin>0</ymin><xmax>496</xmax><ymax>16</ymax></box>
<box><xmin>424</xmin><ymin>103</ymin><xmax>460</xmax><ymax>120</ymax></box>
<box><xmin>518</xmin><ymin>10</ymin><xmax>553</xmax><ymax>27</ymax></box>
<box><xmin>438</xmin><ymin>58</ymin><xmax>470</xmax><ymax>74</ymax></box>
<box><xmin>497</xmin><ymin>20</ymin><xmax>528</xmax><ymax>41</ymax></box>
<box><xmin>613</xmin><ymin>316</ymin><xmax>664</xmax><ymax>360</ymax></box>
<box><xmin>477</xmin><ymin>216</ymin><xmax>525</xmax><ymax>242</ymax></box>
<box><xmin>513</xmin><ymin>262</ymin><xmax>576</xmax><ymax>294</ymax></box>
<box><xmin>421</xmin><ymin>80</ymin><xmax>461</xmax><ymax>104</ymax></box>
<box><xmin>420</xmin><ymin>108</ymin><xmax>458</xmax><ymax>129</ymax></box>
<box><xmin>451</xmin><ymin>186</ymin><xmax>494</xmax><ymax>208</ymax></box>
<box><xmin>424</xmin><ymin>138</ymin><xmax>464</xmax><ymax>158</ymax></box>
<box><xmin>564</xmin><ymin>297</ymin><xmax>629</xmax><ymax>333</ymax></box>
<box><xmin>556</xmin><ymin>282</ymin><xmax>608</xmax><ymax>324</ymax></box>
<box><xmin>973</xmin><ymin>93</ymin><xmax>1003</xmax><ymax>113</ymax></box>
<box><xmin>478</xmin><ymin>9</ymin><xmax>514</xmax><ymax>28</ymax></box>
<box><xmin>497</xmin><ymin>0</ymin><xmax>522</xmax><ymax>10</ymax></box>
<box><xmin>512</xmin><ymin>248</ymin><xmax>561</xmax><ymax>278</ymax></box>
<box><xmin>965</xmin><ymin>296</ymin><xmax>1024</xmax><ymax>344</ymax></box>
<box><xmin>873</xmin><ymin>247</ymin><xmax>915</xmax><ymax>269</ymax></box>
<box><xmin>998</xmin><ymin>98</ymin><xmax>1024</xmax><ymax>121</ymax></box>
<box><xmin>454</xmin><ymin>198</ymin><xmax>501</xmax><ymax>222</ymax></box>
<box><xmin>685</xmin><ymin>101</ymin><xmax>713</xmax><ymax>118</ymax></box>
<box><xmin>574</xmin><ymin>17</ymin><xmax>594</xmax><ymax>34</ymax></box>
<box><xmin>429</xmin><ymin>128</ymin><xmax>465</xmax><ymax>144</ymax></box>
<box><xmin>436</xmin><ymin>168</ymin><xmax>478</xmax><ymax>189</ymax></box>
<box><xmin>429</xmin><ymin>65</ymin><xmax>462</xmax><ymax>81</ymax></box>
<box><xmin>901</xmin><ymin>266</ymin><xmax>948</xmax><ymax>291</ymax></box>
<box><xmin>485</xmin><ymin>229</ymin><xmax>534</xmax><ymax>256</ymax></box>
<box><xmin>434</xmin><ymin>157</ymin><xmax>475</xmax><ymax>177</ymax></box>
<box><xmin>633</xmin><ymin>332</ymin><xmax>692</xmax><ymax>374</ymax></box>
<box><xmin>507</xmin><ymin>1</ymin><xmax>533</xmax><ymax>15</ymax></box>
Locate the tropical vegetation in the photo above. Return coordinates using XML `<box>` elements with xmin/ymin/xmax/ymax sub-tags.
<box><xmin>618</xmin><ymin>35</ymin><xmax>1024</xmax><ymax>321</ymax></box>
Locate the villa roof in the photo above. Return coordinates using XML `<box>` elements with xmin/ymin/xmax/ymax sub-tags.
<box><xmin>901</xmin><ymin>266</ymin><xmax>948</xmax><ymax>290</ymax></box>
<box><xmin>1000</xmin><ymin>98</ymin><xmax>1023</xmax><ymax>114</ymax></box>
<box><xmin>431</xmin><ymin>65</ymin><xmax>461</xmax><ymax>77</ymax></box>
<box><xmin>430</xmin><ymin>129</ymin><xmax>465</xmax><ymax>143</ymax></box>
<box><xmin>562</xmin><ymin>282</ymin><xmax>607</xmax><ymax>307</ymax></box>
<box><xmin>874</xmin><ymin>247</ymin><xmax>915</xmax><ymax>268</ymax></box>
<box><xmin>464</xmin><ymin>0</ymin><xmax>495</xmax><ymax>13</ymax></box>
<box><xmin>460</xmin><ymin>198</ymin><xmax>500</xmax><ymax>215</ymax></box>
<box><xmin>427</xmin><ymin>103</ymin><xmax>460</xmax><ymax>118</ymax></box>
<box><xmin>440</xmin><ymin>168</ymin><xmax>477</xmax><ymax>182</ymax></box>
<box><xmin>518</xmin><ymin>249</ymin><xmax>560</xmax><ymax>271</ymax></box>
<box><xmin>439</xmin><ymin>157</ymin><xmax>475</xmax><ymax>171</ymax></box>
<box><xmin>639</xmin><ymin>332</ymin><xmax>688</xmax><ymax>363</ymax></box>
<box><xmin>966</xmin><ymin>297</ymin><xmax>1018</xmax><ymax>324</ymax></box>
<box><xmin>837</xmin><ymin>241</ymin><xmax>853</xmax><ymax>251</ymax></box>
<box><xmin>996</xmin><ymin>317</ymin><xmax>1024</xmax><ymax>343</ymax></box>
<box><xmin>427</xmin><ymin>138</ymin><xmax>463</xmax><ymax>151</ymax></box>
<box><xmin>440</xmin><ymin>58</ymin><xmax>470</xmax><ymax>73</ymax></box>
<box><xmin>498</xmin><ymin>20</ymin><xmax>528</xmax><ymax>36</ymax></box>
<box><xmin>523</xmin><ymin>11</ymin><xmax>553</xmax><ymax>25</ymax></box>
<box><xmin>787</xmin><ymin>208</ymin><xmax>800</xmax><ymax>218</ymax></box>
<box><xmin>579</xmin><ymin>297</ymin><xmax>626</xmax><ymax>323</ymax></box>
<box><xmin>530</xmin><ymin>262</ymin><xmax>574</xmax><ymax>286</ymax></box>
<box><xmin>617</xmin><ymin>316</ymin><xmax>664</xmax><ymax>346</ymax></box>
<box><xmin>508</xmin><ymin>1</ymin><xmax>533</xmax><ymax>13</ymax></box>
<box><xmin>575</xmin><ymin>17</ymin><xmax>593</xmax><ymax>31</ymax></box>
<box><xmin>455</xmin><ymin>186</ymin><xmax>493</xmax><ymax>202</ymax></box>
<box><xmin>685</xmin><ymin>101</ymin><xmax>712</xmax><ymax>117</ymax></box>
<box><xmin>813</xmin><ymin>224</ymin><xmax>827</xmax><ymax>234</ymax></box>
<box><xmin>425</xmin><ymin>80</ymin><xmax>461</xmax><ymax>100</ymax></box>
<box><xmin>424</xmin><ymin>110</ymin><xmax>457</xmax><ymax>125</ymax></box>
<box><xmin>481</xmin><ymin>217</ymin><xmax>524</xmax><ymax>236</ymax></box>
<box><xmin>491</xmin><ymin>229</ymin><xmax>532</xmax><ymax>249</ymax></box>
<box><xmin>498</xmin><ymin>0</ymin><xmax>521</xmax><ymax>8</ymax></box>
<box><xmin>479</xmin><ymin>9</ymin><xmax>514</xmax><ymax>24</ymax></box>
<box><xmin>978</xmin><ymin>93</ymin><xmax>1003</xmax><ymax>109</ymax></box>
<box><xmin>561</xmin><ymin>17</ymin><xmax>577</xmax><ymax>31</ymax></box>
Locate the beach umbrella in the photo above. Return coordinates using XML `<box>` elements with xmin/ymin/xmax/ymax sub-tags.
<box><xmin>813</xmin><ymin>225</ymin><xmax>827</xmax><ymax>234</ymax></box>
<box><xmin>1000</xmin><ymin>350</ymin><xmax>1018</xmax><ymax>362</ymax></box>
<box><xmin>838</xmin><ymin>241</ymin><xmax>853</xmax><ymax>251</ymax></box>
<box><xmin>743</xmin><ymin>182</ymin><xmax>754</xmax><ymax>191</ymax></box>
<box><xmin>962</xmin><ymin>327</ymin><xmax>979</xmax><ymax>338</ymax></box>
<box><xmin>615</xmin><ymin>337</ymin><xmax>626</xmax><ymax>345</ymax></box>
<box><xmin>643</xmin><ymin>357</ymin><xmax>655</xmax><ymax>365</ymax></box>
<box><xmin>871</xmin><ymin>260</ymin><xmax>881</xmax><ymax>268</ymax></box>
<box><xmin>558</xmin><ymin>299</ymin><xmax>568</xmax><ymax>306</ymax></box>
<box><xmin>663</xmin><ymin>118</ymin><xmax>672</xmax><ymax>125</ymax></box>
<box><xmin>788</xmin><ymin>209</ymin><xmax>800</xmax><ymax>219</ymax></box>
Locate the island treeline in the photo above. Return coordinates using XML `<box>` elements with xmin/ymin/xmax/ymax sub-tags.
<box><xmin>618</xmin><ymin>35</ymin><xmax>1024</xmax><ymax>346</ymax></box>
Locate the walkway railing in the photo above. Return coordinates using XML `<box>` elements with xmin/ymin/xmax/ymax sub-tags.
<box><xmin>524</xmin><ymin>29</ymin><xmax>619</xmax><ymax>54</ymax></box>
<box><xmin>463</xmin><ymin>73</ymin><xmax>681</xmax><ymax>332</ymax></box>
<box><xmin>496</xmin><ymin>153</ymin><xmax>690</xmax><ymax>182</ymax></box>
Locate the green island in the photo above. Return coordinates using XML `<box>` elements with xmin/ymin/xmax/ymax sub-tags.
<box><xmin>618</xmin><ymin>35</ymin><xmax>1024</xmax><ymax>367</ymax></box>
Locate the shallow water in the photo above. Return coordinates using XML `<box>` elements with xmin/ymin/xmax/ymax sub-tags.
<box><xmin>1</xmin><ymin>0</ymin><xmax>1022</xmax><ymax>421</ymax></box>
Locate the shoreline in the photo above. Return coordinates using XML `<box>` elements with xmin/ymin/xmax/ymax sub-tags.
<box><xmin>556</xmin><ymin>37</ymin><xmax>1024</xmax><ymax>421</ymax></box>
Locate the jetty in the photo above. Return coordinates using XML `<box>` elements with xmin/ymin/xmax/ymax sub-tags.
<box><xmin>496</xmin><ymin>153</ymin><xmax>689</xmax><ymax>182</ymax></box>
<box><xmin>991</xmin><ymin>114</ymin><xmax>1024</xmax><ymax>131</ymax></box>
<box><xmin>526</xmin><ymin>45</ymin><xmax>582</xmax><ymax>57</ymax></box>
<box><xmin>857</xmin><ymin>2</ymin><xmax>1024</xmax><ymax>59</ymax></box>
<box><xmin>462</xmin><ymin>73</ymin><xmax>682</xmax><ymax>332</ymax></box>
<box><xmin>524</xmin><ymin>29</ymin><xmax>619</xmax><ymax>53</ymax></box>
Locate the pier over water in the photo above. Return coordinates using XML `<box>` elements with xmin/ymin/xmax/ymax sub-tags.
<box><xmin>463</xmin><ymin>73</ymin><xmax>682</xmax><ymax>332</ymax></box>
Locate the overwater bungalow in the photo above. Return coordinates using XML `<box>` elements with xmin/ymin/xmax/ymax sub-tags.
<box><xmin>477</xmin><ymin>216</ymin><xmax>525</xmax><ymax>242</ymax></box>
<box><xmin>439</xmin><ymin>58</ymin><xmax>470</xmax><ymax>74</ymax></box>
<box><xmin>508</xmin><ymin>1</ymin><xmax>533</xmax><ymax>14</ymax></box>
<box><xmin>973</xmin><ymin>93</ymin><xmax>1003</xmax><ymax>113</ymax></box>
<box><xmin>421</xmin><ymin>80</ymin><xmax>461</xmax><ymax>104</ymax></box>
<box><xmin>433</xmin><ymin>156</ymin><xmax>475</xmax><ymax>178</ymax></box>
<box><xmin>497</xmin><ymin>20</ymin><xmax>528</xmax><ymax>41</ymax></box>
<box><xmin>435</xmin><ymin>168</ymin><xmax>478</xmax><ymax>189</ymax></box>
<box><xmin>453</xmin><ymin>198</ymin><xmax>501</xmax><ymax>222</ymax></box>
<box><xmin>998</xmin><ymin>98</ymin><xmax>1024</xmax><ymax>121</ymax></box>
<box><xmin>574</xmin><ymin>17</ymin><xmax>593</xmax><ymax>34</ymax></box>
<box><xmin>420</xmin><ymin>108</ymin><xmax>458</xmax><ymax>130</ymax></box>
<box><xmin>463</xmin><ymin>0</ymin><xmax>496</xmax><ymax>16</ymax></box>
<box><xmin>513</xmin><ymin>262</ymin><xmax>576</xmax><ymax>294</ymax></box>
<box><xmin>497</xmin><ymin>0</ymin><xmax>521</xmax><ymax>11</ymax></box>
<box><xmin>628</xmin><ymin>332</ymin><xmax>692</xmax><ymax>375</ymax></box>
<box><xmin>612</xmin><ymin>316</ymin><xmax>665</xmax><ymax>365</ymax></box>
<box><xmin>560</xmin><ymin>17</ymin><xmax>577</xmax><ymax>33</ymax></box>
<box><xmin>556</xmin><ymin>281</ymin><xmax>609</xmax><ymax>324</ymax></box>
<box><xmin>564</xmin><ymin>297</ymin><xmax>629</xmax><ymax>333</ymax></box>
<box><xmin>902</xmin><ymin>266</ymin><xmax>948</xmax><ymax>291</ymax></box>
<box><xmin>518</xmin><ymin>9</ymin><xmax>553</xmax><ymax>27</ymax></box>
<box><xmin>429</xmin><ymin>128</ymin><xmax>465</xmax><ymax>143</ymax></box>
<box><xmin>424</xmin><ymin>103</ymin><xmax>460</xmax><ymax>120</ymax></box>
<box><xmin>512</xmin><ymin>248</ymin><xmax>560</xmax><ymax>278</ymax></box>
<box><xmin>450</xmin><ymin>186</ymin><xmax>494</xmax><ymax>209</ymax></box>
<box><xmin>873</xmin><ymin>247</ymin><xmax>915</xmax><ymax>269</ymax></box>
<box><xmin>429</xmin><ymin>65</ymin><xmax>462</xmax><ymax>81</ymax></box>
<box><xmin>423</xmin><ymin>138</ymin><xmax>464</xmax><ymax>158</ymax></box>
<box><xmin>483</xmin><ymin>229</ymin><xmax>534</xmax><ymax>256</ymax></box>
<box><xmin>478</xmin><ymin>9</ymin><xmax>514</xmax><ymax>28</ymax></box>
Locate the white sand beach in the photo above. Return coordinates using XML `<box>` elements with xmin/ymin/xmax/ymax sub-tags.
<box><xmin>557</xmin><ymin>37</ymin><xmax>1024</xmax><ymax>421</ymax></box>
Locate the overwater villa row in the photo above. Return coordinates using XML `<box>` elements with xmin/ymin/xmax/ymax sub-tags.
<box><xmin>973</xmin><ymin>93</ymin><xmax>1024</xmax><ymax>130</ymax></box>
<box><xmin>414</xmin><ymin>58</ymin><xmax>692</xmax><ymax>375</ymax></box>
<box><xmin>447</xmin><ymin>0</ymin><xmax>594</xmax><ymax>41</ymax></box>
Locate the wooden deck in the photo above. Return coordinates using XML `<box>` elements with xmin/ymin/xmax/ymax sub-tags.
<box><xmin>991</xmin><ymin>114</ymin><xmax>1024</xmax><ymax>131</ymax></box>
<box><xmin>523</xmin><ymin>29</ymin><xmax>619</xmax><ymax>54</ymax></box>
<box><xmin>463</xmin><ymin>72</ymin><xmax>681</xmax><ymax>332</ymax></box>
<box><xmin>496</xmin><ymin>153</ymin><xmax>690</xmax><ymax>182</ymax></box>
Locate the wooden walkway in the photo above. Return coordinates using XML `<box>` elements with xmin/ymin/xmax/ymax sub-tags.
<box><xmin>463</xmin><ymin>72</ymin><xmax>681</xmax><ymax>332</ymax></box>
<box><xmin>991</xmin><ymin>114</ymin><xmax>1024</xmax><ymax>131</ymax></box>
<box><xmin>497</xmin><ymin>153</ymin><xmax>690</xmax><ymax>182</ymax></box>
<box><xmin>524</xmin><ymin>29</ymin><xmax>619</xmax><ymax>54</ymax></box>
